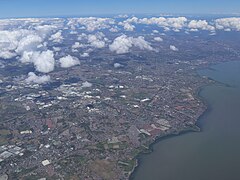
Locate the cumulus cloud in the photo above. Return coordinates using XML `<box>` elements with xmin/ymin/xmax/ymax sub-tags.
<box><xmin>0</xmin><ymin>19</ymin><xmax>62</xmax><ymax>73</ymax></box>
<box><xmin>20</xmin><ymin>50</ymin><xmax>55</xmax><ymax>73</ymax></box>
<box><xmin>77</xmin><ymin>33</ymin><xmax>87</xmax><ymax>41</ymax></box>
<box><xmin>137</xmin><ymin>17</ymin><xmax>188</xmax><ymax>31</ymax></box>
<box><xmin>154</xmin><ymin>37</ymin><xmax>163</xmax><ymax>42</ymax></box>
<box><xmin>0</xmin><ymin>29</ymin><xmax>31</xmax><ymax>59</ymax></box>
<box><xmin>123</xmin><ymin>23</ymin><xmax>135</xmax><ymax>31</ymax></box>
<box><xmin>72</xmin><ymin>42</ymin><xmax>84</xmax><ymax>52</ymax></box>
<box><xmin>188</xmin><ymin>20</ymin><xmax>215</xmax><ymax>31</ymax></box>
<box><xmin>120</xmin><ymin>16</ymin><xmax>233</xmax><ymax>32</ymax></box>
<box><xmin>70</xmin><ymin>17</ymin><xmax>115</xmax><ymax>32</ymax></box>
<box><xmin>59</xmin><ymin>55</ymin><xmax>80</xmax><ymax>68</ymax></box>
<box><xmin>80</xmin><ymin>52</ymin><xmax>89</xmax><ymax>57</ymax></box>
<box><xmin>0</xmin><ymin>51</ymin><xmax>16</xmax><ymax>59</ymax></box>
<box><xmin>114</xmin><ymin>63</ymin><xmax>123</xmax><ymax>68</ymax></box>
<box><xmin>109</xmin><ymin>27</ymin><xmax>119</xmax><ymax>32</ymax></box>
<box><xmin>132</xmin><ymin>36</ymin><xmax>153</xmax><ymax>51</ymax></box>
<box><xmin>170</xmin><ymin>45</ymin><xmax>179</xmax><ymax>51</ymax></box>
<box><xmin>118</xmin><ymin>17</ymin><xmax>139</xmax><ymax>31</ymax></box>
<box><xmin>3</xmin><ymin>16</ymin><xmax>240</xmax><ymax>77</ymax></box>
<box><xmin>26</xmin><ymin>72</ymin><xmax>50</xmax><ymax>84</ymax></box>
<box><xmin>49</xmin><ymin>31</ymin><xmax>63</xmax><ymax>43</ymax></box>
<box><xmin>117</xmin><ymin>14</ymin><xmax>129</xmax><ymax>18</ymax></box>
<box><xmin>77</xmin><ymin>32</ymin><xmax>106</xmax><ymax>48</ymax></box>
<box><xmin>53</xmin><ymin>46</ymin><xmax>61</xmax><ymax>52</ymax></box>
<box><xmin>109</xmin><ymin>35</ymin><xmax>133</xmax><ymax>54</ymax></box>
<box><xmin>215</xmin><ymin>17</ymin><xmax>240</xmax><ymax>31</ymax></box>
<box><xmin>72</xmin><ymin>42</ymin><xmax>83</xmax><ymax>49</ymax></box>
<box><xmin>33</xmin><ymin>50</ymin><xmax>55</xmax><ymax>73</ymax></box>
<box><xmin>124</xmin><ymin>17</ymin><xmax>139</xmax><ymax>24</ymax></box>
<box><xmin>82</xmin><ymin>81</ymin><xmax>92</xmax><ymax>88</ymax></box>
<box><xmin>0</xmin><ymin>23</ymin><xmax>57</xmax><ymax>61</ymax></box>
<box><xmin>119</xmin><ymin>22</ymin><xmax>135</xmax><ymax>31</ymax></box>
<box><xmin>87</xmin><ymin>32</ymin><xmax>106</xmax><ymax>48</ymax></box>
<box><xmin>16</xmin><ymin>34</ymin><xmax>43</xmax><ymax>54</ymax></box>
<box><xmin>34</xmin><ymin>24</ymin><xmax>58</xmax><ymax>38</ymax></box>
<box><xmin>20</xmin><ymin>51</ymin><xmax>35</xmax><ymax>63</ymax></box>
<box><xmin>109</xmin><ymin>35</ymin><xmax>153</xmax><ymax>54</ymax></box>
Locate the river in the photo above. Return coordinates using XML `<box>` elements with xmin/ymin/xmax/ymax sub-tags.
<box><xmin>132</xmin><ymin>61</ymin><xmax>240</xmax><ymax>180</ymax></box>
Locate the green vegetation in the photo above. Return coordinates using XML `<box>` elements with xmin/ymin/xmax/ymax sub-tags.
<box><xmin>12</xmin><ymin>166</ymin><xmax>38</xmax><ymax>179</ymax></box>
<box><xmin>0</xmin><ymin>129</ymin><xmax>11</xmax><ymax>145</ymax></box>
<box><xmin>119</xmin><ymin>159</ymin><xmax>136</xmax><ymax>172</ymax></box>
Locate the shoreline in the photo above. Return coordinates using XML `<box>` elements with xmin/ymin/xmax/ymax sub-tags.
<box><xmin>128</xmin><ymin>126</ymin><xmax>201</xmax><ymax>179</ymax></box>
<box><xmin>128</xmin><ymin>67</ymin><xmax>215</xmax><ymax>180</ymax></box>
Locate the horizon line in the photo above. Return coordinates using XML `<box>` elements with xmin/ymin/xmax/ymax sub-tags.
<box><xmin>0</xmin><ymin>12</ymin><xmax>240</xmax><ymax>20</ymax></box>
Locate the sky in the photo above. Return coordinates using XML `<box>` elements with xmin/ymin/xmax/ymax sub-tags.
<box><xmin>0</xmin><ymin>0</ymin><xmax>240</xmax><ymax>18</ymax></box>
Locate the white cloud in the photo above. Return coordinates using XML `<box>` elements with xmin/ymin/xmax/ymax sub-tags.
<box><xmin>20</xmin><ymin>50</ymin><xmax>55</xmax><ymax>73</ymax></box>
<box><xmin>3</xmin><ymin>16</ymin><xmax>240</xmax><ymax>76</ymax></box>
<box><xmin>26</xmin><ymin>72</ymin><xmax>50</xmax><ymax>84</ymax></box>
<box><xmin>119</xmin><ymin>22</ymin><xmax>135</xmax><ymax>31</ymax></box>
<box><xmin>53</xmin><ymin>47</ymin><xmax>61</xmax><ymax>52</ymax></box>
<box><xmin>0</xmin><ymin>29</ymin><xmax>30</xmax><ymax>59</ymax></box>
<box><xmin>154</xmin><ymin>37</ymin><xmax>163</xmax><ymax>42</ymax></box>
<box><xmin>118</xmin><ymin>17</ymin><xmax>139</xmax><ymax>31</ymax></box>
<box><xmin>82</xmin><ymin>81</ymin><xmax>92</xmax><ymax>88</ymax></box>
<box><xmin>166</xmin><ymin>17</ymin><xmax>188</xmax><ymax>29</ymax></box>
<box><xmin>188</xmin><ymin>20</ymin><xmax>215</xmax><ymax>31</ymax></box>
<box><xmin>125</xmin><ymin>17</ymin><xmax>139</xmax><ymax>24</ymax></box>
<box><xmin>49</xmin><ymin>31</ymin><xmax>63</xmax><ymax>43</ymax></box>
<box><xmin>72</xmin><ymin>42</ymin><xmax>83</xmax><ymax>49</ymax></box>
<box><xmin>109</xmin><ymin>27</ymin><xmax>119</xmax><ymax>32</ymax></box>
<box><xmin>19</xmin><ymin>51</ymin><xmax>35</xmax><ymax>63</ymax></box>
<box><xmin>109</xmin><ymin>35</ymin><xmax>133</xmax><ymax>54</ymax></box>
<box><xmin>0</xmin><ymin>27</ymin><xmax>52</xmax><ymax>60</ymax></box>
<box><xmin>123</xmin><ymin>23</ymin><xmax>135</xmax><ymax>31</ymax></box>
<box><xmin>189</xmin><ymin>28</ymin><xmax>199</xmax><ymax>32</ymax></box>
<box><xmin>0</xmin><ymin>51</ymin><xmax>16</xmax><ymax>59</ymax></box>
<box><xmin>70</xmin><ymin>30</ymin><xmax>77</xmax><ymax>34</ymax></box>
<box><xmin>71</xmin><ymin>17</ymin><xmax>115</xmax><ymax>32</ymax></box>
<box><xmin>87</xmin><ymin>33</ymin><xmax>106</xmax><ymax>48</ymax></box>
<box><xmin>209</xmin><ymin>32</ymin><xmax>216</xmax><ymax>36</ymax></box>
<box><xmin>80</xmin><ymin>52</ymin><xmax>89</xmax><ymax>57</ymax></box>
<box><xmin>16</xmin><ymin>34</ymin><xmax>43</xmax><ymax>54</ymax></box>
<box><xmin>114</xmin><ymin>63</ymin><xmax>123</xmax><ymax>68</ymax></box>
<box><xmin>215</xmin><ymin>17</ymin><xmax>240</xmax><ymax>31</ymax></box>
<box><xmin>34</xmin><ymin>24</ymin><xmax>58</xmax><ymax>38</ymax></box>
<box><xmin>59</xmin><ymin>55</ymin><xmax>80</xmax><ymax>68</ymax></box>
<box><xmin>137</xmin><ymin>17</ymin><xmax>187</xmax><ymax>31</ymax></box>
<box><xmin>132</xmin><ymin>36</ymin><xmax>153</xmax><ymax>51</ymax></box>
<box><xmin>77</xmin><ymin>32</ymin><xmax>106</xmax><ymax>49</ymax></box>
<box><xmin>33</xmin><ymin>50</ymin><xmax>55</xmax><ymax>73</ymax></box>
<box><xmin>170</xmin><ymin>45</ymin><xmax>178</xmax><ymax>51</ymax></box>
<box><xmin>117</xmin><ymin>14</ymin><xmax>129</xmax><ymax>18</ymax></box>
<box><xmin>122</xmin><ymin>16</ymin><xmax>229</xmax><ymax>32</ymax></box>
<box><xmin>77</xmin><ymin>33</ymin><xmax>87</xmax><ymax>41</ymax></box>
<box><xmin>109</xmin><ymin>35</ymin><xmax>153</xmax><ymax>54</ymax></box>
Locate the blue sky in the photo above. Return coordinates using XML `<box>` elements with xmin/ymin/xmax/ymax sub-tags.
<box><xmin>0</xmin><ymin>0</ymin><xmax>240</xmax><ymax>18</ymax></box>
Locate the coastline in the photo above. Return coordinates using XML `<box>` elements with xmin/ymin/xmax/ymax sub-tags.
<box><xmin>128</xmin><ymin>68</ymin><xmax>214</xmax><ymax>180</ymax></box>
<box><xmin>128</xmin><ymin>126</ymin><xmax>201</xmax><ymax>179</ymax></box>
